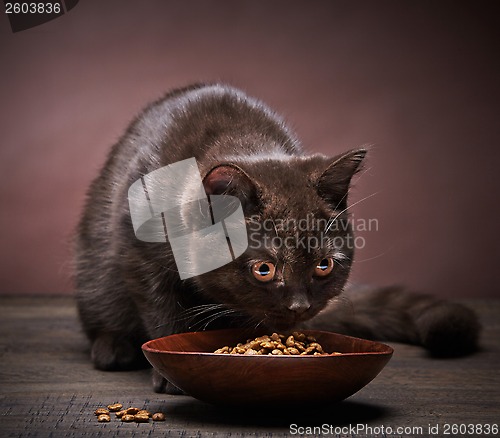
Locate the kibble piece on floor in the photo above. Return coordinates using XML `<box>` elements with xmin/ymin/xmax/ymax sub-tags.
<box><xmin>94</xmin><ymin>408</ymin><xmax>109</xmax><ymax>416</ymax></box>
<box><xmin>137</xmin><ymin>409</ymin><xmax>151</xmax><ymax>417</ymax></box>
<box><xmin>134</xmin><ymin>413</ymin><xmax>150</xmax><ymax>423</ymax></box>
<box><xmin>97</xmin><ymin>414</ymin><xmax>110</xmax><ymax>422</ymax></box>
<box><xmin>125</xmin><ymin>407</ymin><xmax>140</xmax><ymax>415</ymax></box>
<box><xmin>115</xmin><ymin>410</ymin><xmax>126</xmax><ymax>417</ymax></box>
<box><xmin>152</xmin><ymin>412</ymin><xmax>166</xmax><ymax>421</ymax></box>
<box><xmin>121</xmin><ymin>414</ymin><xmax>135</xmax><ymax>422</ymax></box>
<box><xmin>107</xmin><ymin>403</ymin><xmax>123</xmax><ymax>412</ymax></box>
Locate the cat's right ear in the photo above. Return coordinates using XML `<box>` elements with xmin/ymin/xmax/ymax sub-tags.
<box><xmin>316</xmin><ymin>148</ymin><xmax>367</xmax><ymax>210</ymax></box>
<box><xmin>203</xmin><ymin>164</ymin><xmax>260</xmax><ymax>212</ymax></box>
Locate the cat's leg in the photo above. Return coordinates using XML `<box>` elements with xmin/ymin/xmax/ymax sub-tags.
<box><xmin>152</xmin><ymin>369</ymin><xmax>185</xmax><ymax>394</ymax></box>
<box><xmin>141</xmin><ymin>312</ymin><xmax>184</xmax><ymax>394</ymax></box>
<box><xmin>308</xmin><ymin>284</ymin><xmax>480</xmax><ymax>356</ymax></box>
<box><xmin>76</xmin><ymin>292</ymin><xmax>149</xmax><ymax>371</ymax></box>
<box><xmin>75</xmin><ymin>263</ymin><xmax>150</xmax><ymax>370</ymax></box>
<box><xmin>90</xmin><ymin>332</ymin><xmax>149</xmax><ymax>370</ymax></box>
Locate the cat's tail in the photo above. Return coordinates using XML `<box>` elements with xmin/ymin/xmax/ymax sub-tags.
<box><xmin>308</xmin><ymin>284</ymin><xmax>481</xmax><ymax>356</ymax></box>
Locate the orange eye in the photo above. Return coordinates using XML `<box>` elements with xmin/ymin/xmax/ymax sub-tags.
<box><xmin>314</xmin><ymin>258</ymin><xmax>334</xmax><ymax>277</ymax></box>
<box><xmin>252</xmin><ymin>261</ymin><xmax>276</xmax><ymax>282</ymax></box>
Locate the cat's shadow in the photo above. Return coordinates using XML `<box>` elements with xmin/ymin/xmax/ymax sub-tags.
<box><xmin>158</xmin><ymin>396</ymin><xmax>392</xmax><ymax>428</ymax></box>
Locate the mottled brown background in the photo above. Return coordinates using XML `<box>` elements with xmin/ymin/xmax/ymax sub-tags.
<box><xmin>0</xmin><ymin>1</ymin><xmax>499</xmax><ymax>297</ymax></box>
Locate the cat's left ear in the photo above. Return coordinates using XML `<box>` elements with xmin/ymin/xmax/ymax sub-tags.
<box><xmin>316</xmin><ymin>148</ymin><xmax>367</xmax><ymax>209</ymax></box>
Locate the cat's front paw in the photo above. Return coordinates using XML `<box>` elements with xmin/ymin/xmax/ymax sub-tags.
<box><xmin>91</xmin><ymin>333</ymin><xmax>147</xmax><ymax>370</ymax></box>
<box><xmin>152</xmin><ymin>369</ymin><xmax>185</xmax><ymax>394</ymax></box>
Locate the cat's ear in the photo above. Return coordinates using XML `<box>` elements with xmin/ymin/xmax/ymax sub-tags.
<box><xmin>203</xmin><ymin>164</ymin><xmax>260</xmax><ymax>212</ymax></box>
<box><xmin>316</xmin><ymin>148</ymin><xmax>366</xmax><ymax>209</ymax></box>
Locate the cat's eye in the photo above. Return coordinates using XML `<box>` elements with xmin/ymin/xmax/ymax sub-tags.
<box><xmin>252</xmin><ymin>261</ymin><xmax>276</xmax><ymax>282</ymax></box>
<box><xmin>314</xmin><ymin>258</ymin><xmax>334</xmax><ymax>277</ymax></box>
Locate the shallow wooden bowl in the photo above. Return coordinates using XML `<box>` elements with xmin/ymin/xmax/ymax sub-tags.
<box><xmin>142</xmin><ymin>328</ymin><xmax>393</xmax><ymax>405</ymax></box>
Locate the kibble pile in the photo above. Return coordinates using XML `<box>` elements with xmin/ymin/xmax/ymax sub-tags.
<box><xmin>214</xmin><ymin>332</ymin><xmax>340</xmax><ymax>355</ymax></box>
<box><xmin>95</xmin><ymin>403</ymin><xmax>166</xmax><ymax>423</ymax></box>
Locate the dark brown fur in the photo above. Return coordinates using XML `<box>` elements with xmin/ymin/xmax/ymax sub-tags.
<box><xmin>74</xmin><ymin>84</ymin><xmax>480</xmax><ymax>393</ymax></box>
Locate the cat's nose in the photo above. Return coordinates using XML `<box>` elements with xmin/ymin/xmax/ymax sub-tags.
<box><xmin>287</xmin><ymin>300</ymin><xmax>311</xmax><ymax>315</ymax></box>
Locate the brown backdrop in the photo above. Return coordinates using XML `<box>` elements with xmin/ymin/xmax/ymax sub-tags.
<box><xmin>0</xmin><ymin>1</ymin><xmax>499</xmax><ymax>297</ymax></box>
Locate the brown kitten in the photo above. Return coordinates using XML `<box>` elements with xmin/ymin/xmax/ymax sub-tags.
<box><xmin>74</xmin><ymin>83</ymin><xmax>480</xmax><ymax>393</ymax></box>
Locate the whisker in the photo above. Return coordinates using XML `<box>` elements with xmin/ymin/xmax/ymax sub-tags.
<box><xmin>177</xmin><ymin>304</ymin><xmax>226</xmax><ymax>316</ymax></box>
<box><xmin>351</xmin><ymin>247</ymin><xmax>393</xmax><ymax>263</ymax></box>
<box><xmin>155</xmin><ymin>304</ymin><xmax>228</xmax><ymax>328</ymax></box>
<box><xmin>254</xmin><ymin>317</ymin><xmax>266</xmax><ymax>330</ymax></box>
<box><xmin>271</xmin><ymin>219</ymin><xmax>279</xmax><ymax>238</ymax></box>
<box><xmin>332</xmin><ymin>189</ymin><xmax>350</xmax><ymax>212</ymax></box>
<box><xmin>188</xmin><ymin>309</ymin><xmax>237</xmax><ymax>331</ymax></box>
<box><xmin>325</xmin><ymin>191</ymin><xmax>379</xmax><ymax>234</ymax></box>
<box><xmin>201</xmin><ymin>310</ymin><xmax>238</xmax><ymax>331</ymax></box>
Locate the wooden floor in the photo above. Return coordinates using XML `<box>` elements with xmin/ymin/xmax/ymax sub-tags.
<box><xmin>0</xmin><ymin>297</ymin><xmax>498</xmax><ymax>437</ymax></box>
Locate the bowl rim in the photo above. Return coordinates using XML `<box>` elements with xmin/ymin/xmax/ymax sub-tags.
<box><xmin>141</xmin><ymin>328</ymin><xmax>394</xmax><ymax>357</ymax></box>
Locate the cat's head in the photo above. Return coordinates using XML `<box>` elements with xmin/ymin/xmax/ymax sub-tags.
<box><xmin>193</xmin><ymin>149</ymin><xmax>366</xmax><ymax>330</ymax></box>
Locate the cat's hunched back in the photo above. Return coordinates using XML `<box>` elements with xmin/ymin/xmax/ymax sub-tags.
<box><xmin>75</xmin><ymin>83</ymin><xmax>480</xmax><ymax>393</ymax></box>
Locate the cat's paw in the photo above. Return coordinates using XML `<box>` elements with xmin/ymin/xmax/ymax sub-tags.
<box><xmin>152</xmin><ymin>370</ymin><xmax>185</xmax><ymax>394</ymax></box>
<box><xmin>91</xmin><ymin>333</ymin><xmax>147</xmax><ymax>370</ymax></box>
<box><xmin>416</xmin><ymin>302</ymin><xmax>481</xmax><ymax>357</ymax></box>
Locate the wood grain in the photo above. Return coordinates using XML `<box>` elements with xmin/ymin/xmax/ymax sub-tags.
<box><xmin>0</xmin><ymin>297</ymin><xmax>499</xmax><ymax>437</ymax></box>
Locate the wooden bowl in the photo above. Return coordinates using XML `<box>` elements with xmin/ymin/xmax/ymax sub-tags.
<box><xmin>142</xmin><ymin>329</ymin><xmax>393</xmax><ymax>405</ymax></box>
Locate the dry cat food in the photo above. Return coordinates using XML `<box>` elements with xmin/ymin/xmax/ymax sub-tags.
<box><xmin>214</xmin><ymin>332</ymin><xmax>341</xmax><ymax>356</ymax></box>
<box><xmin>94</xmin><ymin>404</ymin><xmax>165</xmax><ymax>423</ymax></box>
<box><xmin>152</xmin><ymin>412</ymin><xmax>166</xmax><ymax>421</ymax></box>
<box><xmin>107</xmin><ymin>403</ymin><xmax>123</xmax><ymax>412</ymax></box>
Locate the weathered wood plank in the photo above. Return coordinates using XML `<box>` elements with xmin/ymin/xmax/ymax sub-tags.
<box><xmin>0</xmin><ymin>297</ymin><xmax>498</xmax><ymax>437</ymax></box>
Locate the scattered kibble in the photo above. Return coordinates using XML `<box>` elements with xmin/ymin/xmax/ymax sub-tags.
<box><xmin>107</xmin><ymin>403</ymin><xmax>123</xmax><ymax>412</ymax></box>
<box><xmin>95</xmin><ymin>404</ymin><xmax>166</xmax><ymax>424</ymax></box>
<box><xmin>214</xmin><ymin>332</ymin><xmax>340</xmax><ymax>356</ymax></box>
<box><xmin>152</xmin><ymin>412</ymin><xmax>166</xmax><ymax>421</ymax></box>
<box><xmin>134</xmin><ymin>413</ymin><xmax>150</xmax><ymax>423</ymax></box>
<box><xmin>94</xmin><ymin>408</ymin><xmax>109</xmax><ymax>416</ymax></box>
